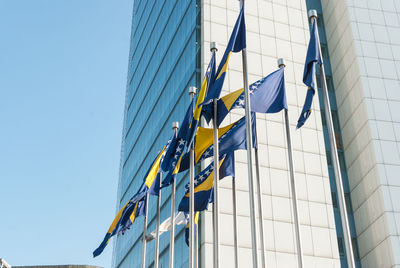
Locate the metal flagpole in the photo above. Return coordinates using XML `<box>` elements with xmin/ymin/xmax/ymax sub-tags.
<box><xmin>210</xmin><ymin>40</ymin><xmax>220</xmax><ymax>268</ymax></box>
<box><xmin>254</xmin><ymin>128</ymin><xmax>266</xmax><ymax>267</ymax></box>
<box><xmin>212</xmin><ymin>97</ymin><xmax>220</xmax><ymax>268</ymax></box>
<box><xmin>239</xmin><ymin>1</ymin><xmax>258</xmax><ymax>266</ymax></box>
<box><xmin>169</xmin><ymin>121</ymin><xmax>179</xmax><ymax>268</ymax></box>
<box><xmin>308</xmin><ymin>10</ymin><xmax>356</xmax><ymax>268</ymax></box>
<box><xmin>154</xmin><ymin>173</ymin><xmax>162</xmax><ymax>268</ymax></box>
<box><xmin>189</xmin><ymin>86</ymin><xmax>197</xmax><ymax>268</ymax></box>
<box><xmin>141</xmin><ymin>192</ymin><xmax>149</xmax><ymax>268</ymax></box>
<box><xmin>277</xmin><ymin>58</ymin><xmax>304</xmax><ymax>268</ymax></box>
<box><xmin>195</xmin><ymin>220</ymin><xmax>199</xmax><ymax>268</ymax></box>
<box><xmin>232</xmin><ymin>177</ymin><xmax>239</xmax><ymax>268</ymax></box>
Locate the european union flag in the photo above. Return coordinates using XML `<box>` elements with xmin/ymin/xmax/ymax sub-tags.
<box><xmin>216</xmin><ymin>68</ymin><xmax>287</xmax><ymax>126</ymax></box>
<box><xmin>161</xmin><ymin>100</ymin><xmax>194</xmax><ymax>187</ymax></box>
<box><xmin>187</xmin><ymin>53</ymin><xmax>216</xmax><ymax>149</ymax></box>
<box><xmin>178</xmin><ymin>153</ymin><xmax>235</xmax><ymax>212</ymax></box>
<box><xmin>93</xmin><ymin>183</ymin><xmax>147</xmax><ymax>257</ymax></box>
<box><xmin>184</xmin><ymin>211</ymin><xmax>199</xmax><ymax>246</ymax></box>
<box><xmin>201</xmin><ymin>7</ymin><xmax>246</xmax><ymax>122</ymax></box>
<box><xmin>297</xmin><ymin>20</ymin><xmax>322</xmax><ymax>129</ymax></box>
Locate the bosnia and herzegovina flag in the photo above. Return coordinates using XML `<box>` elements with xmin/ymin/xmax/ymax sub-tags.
<box><xmin>145</xmin><ymin>145</ymin><xmax>167</xmax><ymax>196</ymax></box>
<box><xmin>296</xmin><ymin>19</ymin><xmax>322</xmax><ymax>129</ymax></box>
<box><xmin>201</xmin><ymin>6</ymin><xmax>246</xmax><ymax>122</ymax></box>
<box><xmin>184</xmin><ymin>211</ymin><xmax>199</xmax><ymax>246</ymax></box>
<box><xmin>178</xmin><ymin>152</ymin><xmax>235</xmax><ymax>213</ymax></box>
<box><xmin>216</xmin><ymin>68</ymin><xmax>287</xmax><ymax>126</ymax></box>
<box><xmin>187</xmin><ymin>52</ymin><xmax>216</xmax><ymax>149</ymax></box>
<box><xmin>161</xmin><ymin>99</ymin><xmax>195</xmax><ymax>188</ymax></box>
<box><xmin>93</xmin><ymin>183</ymin><xmax>147</xmax><ymax>257</ymax></box>
<box><xmin>178</xmin><ymin>113</ymin><xmax>257</xmax><ymax>171</ymax></box>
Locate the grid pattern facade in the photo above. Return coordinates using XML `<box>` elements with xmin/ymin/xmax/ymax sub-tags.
<box><xmin>321</xmin><ymin>0</ymin><xmax>400</xmax><ymax>267</ymax></box>
<box><xmin>201</xmin><ymin>0</ymin><xmax>340</xmax><ymax>266</ymax></box>
<box><xmin>113</xmin><ymin>0</ymin><xmax>200</xmax><ymax>267</ymax></box>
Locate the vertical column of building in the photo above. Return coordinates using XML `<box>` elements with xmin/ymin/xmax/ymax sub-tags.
<box><xmin>320</xmin><ymin>0</ymin><xmax>400</xmax><ymax>267</ymax></box>
<box><xmin>201</xmin><ymin>0</ymin><xmax>340</xmax><ymax>266</ymax></box>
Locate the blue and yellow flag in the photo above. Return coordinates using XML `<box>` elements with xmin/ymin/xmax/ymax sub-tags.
<box><xmin>201</xmin><ymin>6</ymin><xmax>246</xmax><ymax>122</ymax></box>
<box><xmin>145</xmin><ymin>146</ymin><xmax>167</xmax><ymax>196</ymax></box>
<box><xmin>297</xmin><ymin>20</ymin><xmax>322</xmax><ymax>129</ymax></box>
<box><xmin>184</xmin><ymin>211</ymin><xmax>199</xmax><ymax>246</ymax></box>
<box><xmin>187</xmin><ymin>53</ymin><xmax>216</xmax><ymax>149</ymax></box>
<box><xmin>161</xmin><ymin>99</ymin><xmax>194</xmax><ymax>187</ymax></box>
<box><xmin>178</xmin><ymin>114</ymin><xmax>257</xmax><ymax>171</ymax></box>
<box><xmin>216</xmin><ymin>68</ymin><xmax>287</xmax><ymax>126</ymax></box>
<box><xmin>178</xmin><ymin>153</ymin><xmax>235</xmax><ymax>213</ymax></box>
<box><xmin>93</xmin><ymin>184</ymin><xmax>147</xmax><ymax>257</ymax></box>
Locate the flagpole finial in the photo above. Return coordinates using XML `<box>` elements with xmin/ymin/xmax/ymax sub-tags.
<box><xmin>277</xmin><ymin>58</ymin><xmax>286</xmax><ymax>69</ymax></box>
<box><xmin>210</xmin><ymin>42</ymin><xmax>218</xmax><ymax>52</ymax></box>
<box><xmin>189</xmin><ymin>86</ymin><xmax>197</xmax><ymax>96</ymax></box>
<box><xmin>308</xmin><ymin>9</ymin><xmax>318</xmax><ymax>20</ymax></box>
<box><xmin>172</xmin><ymin>121</ymin><xmax>179</xmax><ymax>130</ymax></box>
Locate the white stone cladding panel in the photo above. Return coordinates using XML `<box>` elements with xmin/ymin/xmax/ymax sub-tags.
<box><xmin>200</xmin><ymin>0</ymin><xmax>340</xmax><ymax>267</ymax></box>
<box><xmin>321</xmin><ymin>0</ymin><xmax>400</xmax><ymax>266</ymax></box>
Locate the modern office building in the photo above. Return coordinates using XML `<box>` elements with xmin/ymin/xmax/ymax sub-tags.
<box><xmin>113</xmin><ymin>0</ymin><xmax>400</xmax><ymax>267</ymax></box>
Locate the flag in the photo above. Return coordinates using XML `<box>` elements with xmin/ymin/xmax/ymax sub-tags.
<box><xmin>93</xmin><ymin>184</ymin><xmax>147</xmax><ymax>257</ymax></box>
<box><xmin>178</xmin><ymin>153</ymin><xmax>235</xmax><ymax>213</ymax></box>
<box><xmin>161</xmin><ymin>100</ymin><xmax>194</xmax><ymax>187</ymax></box>
<box><xmin>216</xmin><ymin>68</ymin><xmax>287</xmax><ymax>126</ymax></box>
<box><xmin>145</xmin><ymin>146</ymin><xmax>167</xmax><ymax>196</ymax></box>
<box><xmin>201</xmin><ymin>7</ymin><xmax>246</xmax><ymax>122</ymax></box>
<box><xmin>146</xmin><ymin>211</ymin><xmax>187</xmax><ymax>242</ymax></box>
<box><xmin>185</xmin><ymin>211</ymin><xmax>199</xmax><ymax>246</ymax></box>
<box><xmin>297</xmin><ymin>19</ymin><xmax>322</xmax><ymax>129</ymax></box>
<box><xmin>178</xmin><ymin>113</ymin><xmax>257</xmax><ymax>171</ymax></box>
<box><xmin>187</xmin><ymin>53</ymin><xmax>216</xmax><ymax>149</ymax></box>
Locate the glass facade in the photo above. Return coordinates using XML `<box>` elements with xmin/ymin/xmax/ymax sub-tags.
<box><xmin>305</xmin><ymin>0</ymin><xmax>361</xmax><ymax>267</ymax></box>
<box><xmin>113</xmin><ymin>0</ymin><xmax>200</xmax><ymax>267</ymax></box>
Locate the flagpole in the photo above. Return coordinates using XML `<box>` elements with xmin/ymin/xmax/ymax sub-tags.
<box><xmin>189</xmin><ymin>86</ymin><xmax>197</xmax><ymax>268</ymax></box>
<box><xmin>277</xmin><ymin>58</ymin><xmax>304</xmax><ymax>268</ymax></box>
<box><xmin>308</xmin><ymin>10</ymin><xmax>356</xmax><ymax>268</ymax></box>
<box><xmin>210</xmin><ymin>41</ymin><xmax>220</xmax><ymax>268</ymax></box>
<box><xmin>154</xmin><ymin>172</ymin><xmax>162</xmax><ymax>268</ymax></box>
<box><xmin>169</xmin><ymin>122</ymin><xmax>179</xmax><ymax>268</ymax></box>
<box><xmin>232</xmin><ymin>176</ymin><xmax>239</xmax><ymax>268</ymax></box>
<box><xmin>254</xmin><ymin>127</ymin><xmax>266</xmax><ymax>267</ymax></box>
<box><xmin>141</xmin><ymin>192</ymin><xmax>149</xmax><ymax>268</ymax></box>
<box><xmin>239</xmin><ymin>1</ymin><xmax>258</xmax><ymax>266</ymax></box>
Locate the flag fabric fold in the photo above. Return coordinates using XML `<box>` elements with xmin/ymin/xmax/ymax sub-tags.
<box><xmin>93</xmin><ymin>183</ymin><xmax>147</xmax><ymax>257</ymax></box>
<box><xmin>201</xmin><ymin>7</ymin><xmax>246</xmax><ymax>122</ymax></box>
<box><xmin>296</xmin><ymin>20</ymin><xmax>322</xmax><ymax>129</ymax></box>
<box><xmin>185</xmin><ymin>211</ymin><xmax>199</xmax><ymax>246</ymax></box>
<box><xmin>145</xmin><ymin>211</ymin><xmax>187</xmax><ymax>242</ymax></box>
<box><xmin>216</xmin><ymin>68</ymin><xmax>287</xmax><ymax>126</ymax></box>
<box><xmin>178</xmin><ymin>113</ymin><xmax>256</xmax><ymax>172</ymax></box>
<box><xmin>187</xmin><ymin>53</ymin><xmax>216</xmax><ymax>149</ymax></box>
<box><xmin>178</xmin><ymin>152</ymin><xmax>235</xmax><ymax>213</ymax></box>
<box><xmin>161</xmin><ymin>100</ymin><xmax>194</xmax><ymax>187</ymax></box>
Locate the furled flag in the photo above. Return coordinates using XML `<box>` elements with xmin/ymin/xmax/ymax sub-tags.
<box><xmin>179</xmin><ymin>113</ymin><xmax>257</xmax><ymax>171</ymax></box>
<box><xmin>296</xmin><ymin>19</ymin><xmax>322</xmax><ymax>129</ymax></box>
<box><xmin>93</xmin><ymin>183</ymin><xmax>147</xmax><ymax>257</ymax></box>
<box><xmin>216</xmin><ymin>68</ymin><xmax>287</xmax><ymax>126</ymax></box>
<box><xmin>201</xmin><ymin>6</ymin><xmax>246</xmax><ymax>122</ymax></box>
<box><xmin>187</xmin><ymin>52</ymin><xmax>216</xmax><ymax>149</ymax></box>
<box><xmin>178</xmin><ymin>152</ymin><xmax>235</xmax><ymax>212</ymax></box>
<box><xmin>184</xmin><ymin>211</ymin><xmax>199</xmax><ymax>246</ymax></box>
<box><xmin>161</xmin><ymin>100</ymin><xmax>194</xmax><ymax>187</ymax></box>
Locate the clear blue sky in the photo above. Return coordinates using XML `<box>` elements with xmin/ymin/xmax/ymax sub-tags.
<box><xmin>0</xmin><ymin>1</ymin><xmax>132</xmax><ymax>267</ymax></box>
